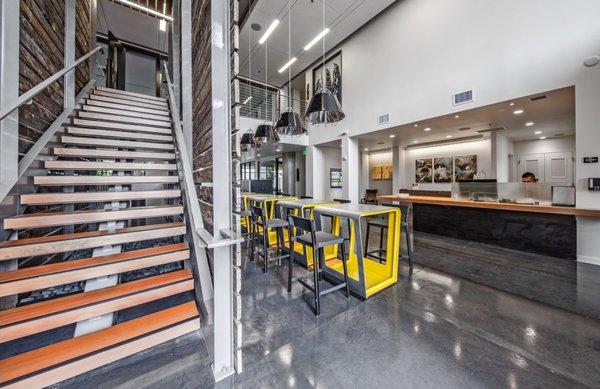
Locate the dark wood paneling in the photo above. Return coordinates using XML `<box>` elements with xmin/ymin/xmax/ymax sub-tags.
<box><xmin>75</xmin><ymin>0</ymin><xmax>91</xmax><ymax>94</ymax></box>
<box><xmin>413</xmin><ymin>204</ymin><xmax>577</xmax><ymax>260</ymax></box>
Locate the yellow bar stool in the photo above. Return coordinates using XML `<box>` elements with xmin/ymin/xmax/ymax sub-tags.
<box><xmin>287</xmin><ymin>215</ymin><xmax>349</xmax><ymax>316</ymax></box>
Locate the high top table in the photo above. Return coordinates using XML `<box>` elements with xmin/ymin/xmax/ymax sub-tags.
<box><xmin>313</xmin><ymin>203</ymin><xmax>401</xmax><ymax>299</ymax></box>
<box><xmin>245</xmin><ymin>194</ymin><xmax>298</xmax><ymax>243</ymax></box>
<box><xmin>277</xmin><ymin>198</ymin><xmax>340</xmax><ymax>268</ymax></box>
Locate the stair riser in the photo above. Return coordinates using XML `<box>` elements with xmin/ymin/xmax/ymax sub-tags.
<box><xmin>89</xmin><ymin>93</ymin><xmax>168</xmax><ymax>109</ymax></box>
<box><xmin>92</xmin><ymin>90</ymin><xmax>168</xmax><ymax>108</ymax></box>
<box><xmin>65</xmin><ymin>127</ymin><xmax>172</xmax><ymax>142</ymax></box>
<box><xmin>96</xmin><ymin>86</ymin><xmax>167</xmax><ymax>102</ymax></box>
<box><xmin>5</xmin><ymin>320</ymin><xmax>199</xmax><ymax>389</ymax></box>
<box><xmin>0</xmin><ymin>249</ymin><xmax>189</xmax><ymax>297</ymax></box>
<box><xmin>33</xmin><ymin>176</ymin><xmax>178</xmax><ymax>186</ymax></box>
<box><xmin>52</xmin><ymin>147</ymin><xmax>175</xmax><ymax>160</ymax></box>
<box><xmin>0</xmin><ymin>279</ymin><xmax>194</xmax><ymax>343</ymax></box>
<box><xmin>73</xmin><ymin>119</ymin><xmax>172</xmax><ymax>135</ymax></box>
<box><xmin>82</xmin><ymin>106</ymin><xmax>171</xmax><ymax>122</ymax></box>
<box><xmin>20</xmin><ymin>190</ymin><xmax>182</xmax><ymax>205</ymax></box>
<box><xmin>44</xmin><ymin>161</ymin><xmax>177</xmax><ymax>171</ymax></box>
<box><xmin>4</xmin><ymin>206</ymin><xmax>183</xmax><ymax>229</ymax></box>
<box><xmin>61</xmin><ymin>135</ymin><xmax>174</xmax><ymax>150</ymax></box>
<box><xmin>78</xmin><ymin>112</ymin><xmax>171</xmax><ymax>128</ymax></box>
<box><xmin>85</xmin><ymin>99</ymin><xmax>170</xmax><ymax>116</ymax></box>
<box><xmin>0</xmin><ymin>225</ymin><xmax>186</xmax><ymax>261</ymax></box>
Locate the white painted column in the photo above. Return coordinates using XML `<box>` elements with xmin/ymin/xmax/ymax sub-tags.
<box><xmin>306</xmin><ymin>145</ymin><xmax>324</xmax><ymax>199</ymax></box>
<box><xmin>342</xmin><ymin>136</ymin><xmax>360</xmax><ymax>203</ymax></box>
<box><xmin>360</xmin><ymin>151</ymin><xmax>369</xmax><ymax>200</ymax></box>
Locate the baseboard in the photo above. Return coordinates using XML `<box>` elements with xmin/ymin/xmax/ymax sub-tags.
<box><xmin>577</xmin><ymin>255</ymin><xmax>600</xmax><ymax>266</ymax></box>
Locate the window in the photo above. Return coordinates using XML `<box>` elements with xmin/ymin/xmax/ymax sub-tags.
<box><xmin>240</xmin><ymin>162</ymin><xmax>254</xmax><ymax>180</ymax></box>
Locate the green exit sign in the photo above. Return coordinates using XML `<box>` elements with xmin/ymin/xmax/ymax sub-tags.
<box><xmin>302</xmin><ymin>147</ymin><xmax>307</xmax><ymax>156</ymax></box>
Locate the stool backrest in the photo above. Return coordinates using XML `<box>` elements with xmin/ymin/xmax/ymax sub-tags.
<box><xmin>250</xmin><ymin>205</ymin><xmax>264</xmax><ymax>222</ymax></box>
<box><xmin>288</xmin><ymin>215</ymin><xmax>316</xmax><ymax>244</ymax></box>
<box><xmin>333</xmin><ymin>198</ymin><xmax>351</xmax><ymax>203</ymax></box>
<box><xmin>381</xmin><ymin>202</ymin><xmax>410</xmax><ymax>223</ymax></box>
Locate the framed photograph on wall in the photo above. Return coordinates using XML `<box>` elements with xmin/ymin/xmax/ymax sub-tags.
<box><xmin>330</xmin><ymin>168</ymin><xmax>342</xmax><ymax>188</ymax></box>
<box><xmin>415</xmin><ymin>158</ymin><xmax>433</xmax><ymax>183</ymax></box>
<box><xmin>454</xmin><ymin>155</ymin><xmax>478</xmax><ymax>181</ymax></box>
<box><xmin>433</xmin><ymin>157</ymin><xmax>453</xmax><ymax>183</ymax></box>
<box><xmin>313</xmin><ymin>51</ymin><xmax>342</xmax><ymax>104</ymax></box>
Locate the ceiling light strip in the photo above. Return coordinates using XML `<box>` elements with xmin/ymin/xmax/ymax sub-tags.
<box><xmin>258</xmin><ymin>19</ymin><xmax>280</xmax><ymax>44</ymax></box>
<box><xmin>112</xmin><ymin>0</ymin><xmax>173</xmax><ymax>21</ymax></box>
<box><xmin>304</xmin><ymin>28</ymin><xmax>330</xmax><ymax>51</ymax></box>
<box><xmin>278</xmin><ymin>57</ymin><xmax>297</xmax><ymax>73</ymax></box>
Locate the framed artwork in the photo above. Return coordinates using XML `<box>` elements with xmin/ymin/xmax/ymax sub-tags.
<box><xmin>415</xmin><ymin>158</ymin><xmax>433</xmax><ymax>183</ymax></box>
<box><xmin>382</xmin><ymin>165</ymin><xmax>393</xmax><ymax>180</ymax></box>
<box><xmin>454</xmin><ymin>155</ymin><xmax>478</xmax><ymax>181</ymax></box>
<box><xmin>312</xmin><ymin>51</ymin><xmax>342</xmax><ymax>104</ymax></box>
<box><xmin>371</xmin><ymin>166</ymin><xmax>383</xmax><ymax>180</ymax></box>
<box><xmin>330</xmin><ymin>168</ymin><xmax>342</xmax><ymax>188</ymax></box>
<box><xmin>433</xmin><ymin>157</ymin><xmax>453</xmax><ymax>183</ymax></box>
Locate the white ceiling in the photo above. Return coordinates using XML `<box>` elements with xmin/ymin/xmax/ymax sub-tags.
<box><xmin>357</xmin><ymin>86</ymin><xmax>575</xmax><ymax>151</ymax></box>
<box><xmin>239</xmin><ymin>0</ymin><xmax>396</xmax><ymax>87</ymax></box>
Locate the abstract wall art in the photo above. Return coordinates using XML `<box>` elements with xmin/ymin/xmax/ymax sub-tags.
<box><xmin>415</xmin><ymin>158</ymin><xmax>433</xmax><ymax>183</ymax></box>
<box><xmin>313</xmin><ymin>51</ymin><xmax>342</xmax><ymax>103</ymax></box>
<box><xmin>433</xmin><ymin>157</ymin><xmax>453</xmax><ymax>183</ymax></box>
<box><xmin>454</xmin><ymin>155</ymin><xmax>478</xmax><ymax>181</ymax></box>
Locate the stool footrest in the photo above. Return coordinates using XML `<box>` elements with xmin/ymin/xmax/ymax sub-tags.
<box><xmin>298</xmin><ymin>278</ymin><xmax>347</xmax><ymax>297</ymax></box>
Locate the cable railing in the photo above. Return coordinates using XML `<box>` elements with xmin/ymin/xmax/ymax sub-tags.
<box><xmin>239</xmin><ymin>81</ymin><xmax>307</xmax><ymax>122</ymax></box>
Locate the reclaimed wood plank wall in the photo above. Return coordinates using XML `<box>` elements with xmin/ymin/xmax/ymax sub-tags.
<box><xmin>75</xmin><ymin>0</ymin><xmax>91</xmax><ymax>94</ymax></box>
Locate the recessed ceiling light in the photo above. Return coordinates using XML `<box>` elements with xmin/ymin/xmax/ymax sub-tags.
<box><xmin>276</xmin><ymin>148</ymin><xmax>281</xmax><ymax>152</ymax></box>
<box><xmin>525</xmin><ymin>122</ymin><xmax>534</xmax><ymax>127</ymax></box>
<box><xmin>513</xmin><ymin>109</ymin><xmax>524</xmax><ymax>115</ymax></box>
<box><xmin>534</xmin><ymin>130</ymin><xmax>542</xmax><ymax>135</ymax></box>
<box><xmin>258</xmin><ymin>19</ymin><xmax>280</xmax><ymax>44</ymax></box>
<box><xmin>424</xmin><ymin>127</ymin><xmax>431</xmax><ymax>132</ymax></box>
<box><xmin>539</xmin><ymin>136</ymin><xmax>547</xmax><ymax>139</ymax></box>
<box><xmin>257</xmin><ymin>153</ymin><xmax>261</xmax><ymax>157</ymax></box>
<box><xmin>413</xmin><ymin>124</ymin><xmax>419</xmax><ymax>127</ymax></box>
<box><xmin>389</xmin><ymin>134</ymin><xmax>395</xmax><ymax>138</ymax></box>
<box><xmin>509</xmin><ymin>102</ymin><xmax>515</xmax><ymax>106</ymax></box>
<box><xmin>278</xmin><ymin>57</ymin><xmax>297</xmax><ymax>73</ymax></box>
<box><xmin>364</xmin><ymin>148</ymin><xmax>369</xmax><ymax>151</ymax></box>
<box><xmin>412</xmin><ymin>140</ymin><xmax>419</xmax><ymax>143</ymax></box>
<box><xmin>304</xmin><ymin>28</ymin><xmax>330</xmax><ymax>51</ymax></box>
<box><xmin>446</xmin><ymin>135</ymin><xmax>452</xmax><ymax>138</ymax></box>
<box><xmin>454</xmin><ymin>115</ymin><xmax>460</xmax><ymax>119</ymax></box>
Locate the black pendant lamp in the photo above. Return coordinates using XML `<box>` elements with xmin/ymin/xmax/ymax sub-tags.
<box><xmin>275</xmin><ymin>0</ymin><xmax>307</xmax><ymax>136</ymax></box>
<box><xmin>240</xmin><ymin>130</ymin><xmax>255</xmax><ymax>152</ymax></box>
<box><xmin>254</xmin><ymin>123</ymin><xmax>279</xmax><ymax>144</ymax></box>
<box><xmin>305</xmin><ymin>0</ymin><xmax>344</xmax><ymax>125</ymax></box>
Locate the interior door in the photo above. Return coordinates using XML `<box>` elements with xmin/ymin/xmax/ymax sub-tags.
<box><xmin>544</xmin><ymin>151</ymin><xmax>573</xmax><ymax>185</ymax></box>
<box><xmin>519</xmin><ymin>153</ymin><xmax>545</xmax><ymax>182</ymax></box>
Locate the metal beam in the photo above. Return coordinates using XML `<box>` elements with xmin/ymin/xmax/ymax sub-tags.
<box><xmin>210</xmin><ymin>0</ymin><xmax>236</xmax><ymax>381</ymax></box>
<box><xmin>0</xmin><ymin>0</ymin><xmax>20</xmax><ymax>189</ymax></box>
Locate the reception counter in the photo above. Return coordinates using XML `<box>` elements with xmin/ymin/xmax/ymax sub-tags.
<box><xmin>378</xmin><ymin>195</ymin><xmax>600</xmax><ymax>260</ymax></box>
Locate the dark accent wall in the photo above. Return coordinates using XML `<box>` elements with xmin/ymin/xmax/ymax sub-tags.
<box><xmin>19</xmin><ymin>0</ymin><xmax>65</xmax><ymax>159</ymax></box>
<box><xmin>191</xmin><ymin>0</ymin><xmax>214</xmax><ymax>233</ymax></box>
<box><xmin>75</xmin><ymin>0</ymin><xmax>91</xmax><ymax>94</ymax></box>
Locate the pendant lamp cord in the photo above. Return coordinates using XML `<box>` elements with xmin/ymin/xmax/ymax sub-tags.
<box><xmin>265</xmin><ymin>6</ymin><xmax>268</xmax><ymax>123</ymax></box>
<box><xmin>288</xmin><ymin>0</ymin><xmax>291</xmax><ymax>109</ymax></box>
<box><xmin>248</xmin><ymin>19</ymin><xmax>252</xmax><ymax>117</ymax></box>
<box><xmin>322</xmin><ymin>0</ymin><xmax>325</xmax><ymax>90</ymax></box>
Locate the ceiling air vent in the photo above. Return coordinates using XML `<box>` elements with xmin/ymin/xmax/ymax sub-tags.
<box><xmin>452</xmin><ymin>89</ymin><xmax>473</xmax><ymax>106</ymax></box>
<box><xmin>377</xmin><ymin>113</ymin><xmax>390</xmax><ymax>125</ymax></box>
<box><xmin>530</xmin><ymin>95</ymin><xmax>547</xmax><ymax>101</ymax></box>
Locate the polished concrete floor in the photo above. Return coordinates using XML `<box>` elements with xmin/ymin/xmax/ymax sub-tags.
<box><xmin>55</xmin><ymin>235</ymin><xmax>600</xmax><ymax>388</ymax></box>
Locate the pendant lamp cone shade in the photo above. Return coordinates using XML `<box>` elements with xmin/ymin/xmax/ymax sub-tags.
<box><xmin>240</xmin><ymin>131</ymin><xmax>255</xmax><ymax>151</ymax></box>
<box><xmin>305</xmin><ymin>88</ymin><xmax>345</xmax><ymax>124</ymax></box>
<box><xmin>275</xmin><ymin>109</ymin><xmax>307</xmax><ymax>136</ymax></box>
<box><xmin>254</xmin><ymin>123</ymin><xmax>279</xmax><ymax>143</ymax></box>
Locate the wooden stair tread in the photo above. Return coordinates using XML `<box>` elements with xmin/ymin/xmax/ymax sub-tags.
<box><xmin>78</xmin><ymin>111</ymin><xmax>171</xmax><ymax>128</ymax></box>
<box><xmin>20</xmin><ymin>189</ymin><xmax>182</xmax><ymax>205</ymax></box>
<box><xmin>73</xmin><ymin>119</ymin><xmax>171</xmax><ymax>134</ymax></box>
<box><xmin>82</xmin><ymin>105</ymin><xmax>171</xmax><ymax>122</ymax></box>
<box><xmin>0</xmin><ymin>301</ymin><xmax>199</xmax><ymax>385</ymax></box>
<box><xmin>33</xmin><ymin>175</ymin><xmax>178</xmax><ymax>186</ymax></box>
<box><xmin>88</xmin><ymin>93</ymin><xmax>169</xmax><ymax>111</ymax></box>
<box><xmin>44</xmin><ymin>160</ymin><xmax>177</xmax><ymax>171</ymax></box>
<box><xmin>53</xmin><ymin>147</ymin><xmax>175</xmax><ymax>160</ymax></box>
<box><xmin>65</xmin><ymin>127</ymin><xmax>172</xmax><ymax>142</ymax></box>
<box><xmin>4</xmin><ymin>205</ymin><xmax>184</xmax><ymax>229</ymax></box>
<box><xmin>0</xmin><ymin>243</ymin><xmax>189</xmax><ymax>297</ymax></box>
<box><xmin>96</xmin><ymin>86</ymin><xmax>167</xmax><ymax>102</ymax></box>
<box><xmin>61</xmin><ymin>135</ymin><xmax>174</xmax><ymax>150</ymax></box>
<box><xmin>85</xmin><ymin>98</ymin><xmax>170</xmax><ymax>116</ymax></box>
<box><xmin>0</xmin><ymin>270</ymin><xmax>193</xmax><ymax>343</ymax></box>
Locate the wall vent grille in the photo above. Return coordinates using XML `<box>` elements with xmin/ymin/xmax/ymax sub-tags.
<box><xmin>453</xmin><ymin>90</ymin><xmax>473</xmax><ymax>106</ymax></box>
<box><xmin>377</xmin><ymin>113</ymin><xmax>390</xmax><ymax>125</ymax></box>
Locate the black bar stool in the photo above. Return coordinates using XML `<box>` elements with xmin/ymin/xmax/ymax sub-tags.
<box><xmin>250</xmin><ymin>205</ymin><xmax>290</xmax><ymax>273</ymax></box>
<box><xmin>333</xmin><ymin>198</ymin><xmax>352</xmax><ymax>260</ymax></box>
<box><xmin>287</xmin><ymin>215</ymin><xmax>349</xmax><ymax>316</ymax></box>
<box><xmin>364</xmin><ymin>203</ymin><xmax>413</xmax><ymax>267</ymax></box>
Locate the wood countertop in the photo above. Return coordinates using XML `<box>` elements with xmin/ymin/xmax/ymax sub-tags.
<box><xmin>377</xmin><ymin>195</ymin><xmax>600</xmax><ymax>217</ymax></box>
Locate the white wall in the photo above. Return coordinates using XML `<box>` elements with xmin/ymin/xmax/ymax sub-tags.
<box><xmin>319</xmin><ymin>146</ymin><xmax>343</xmax><ymax>200</ymax></box>
<box><xmin>514</xmin><ymin>136</ymin><xmax>575</xmax><ymax>156</ymax></box>
<box><xmin>368</xmin><ymin>150</ymin><xmax>394</xmax><ymax>195</ymax></box>
<box><xmin>403</xmin><ymin>139</ymin><xmax>492</xmax><ymax>191</ymax></box>
<box><xmin>492</xmin><ymin>133</ymin><xmax>515</xmax><ymax>183</ymax></box>
<box><xmin>294</xmin><ymin>152</ymin><xmax>306</xmax><ymax>196</ymax></box>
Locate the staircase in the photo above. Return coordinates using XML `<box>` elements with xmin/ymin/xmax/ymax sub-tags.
<box><xmin>0</xmin><ymin>86</ymin><xmax>201</xmax><ymax>387</ymax></box>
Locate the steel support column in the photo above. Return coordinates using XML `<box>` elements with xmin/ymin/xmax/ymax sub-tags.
<box><xmin>180</xmin><ymin>0</ymin><xmax>193</xmax><ymax>158</ymax></box>
<box><xmin>210</xmin><ymin>0</ymin><xmax>235</xmax><ymax>381</ymax></box>
<box><xmin>0</xmin><ymin>0</ymin><xmax>19</xmax><ymax>189</ymax></box>
<box><xmin>171</xmin><ymin>0</ymin><xmax>181</xmax><ymax>105</ymax></box>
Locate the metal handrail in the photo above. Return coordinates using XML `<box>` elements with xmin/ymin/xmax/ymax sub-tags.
<box><xmin>0</xmin><ymin>46</ymin><xmax>102</xmax><ymax>121</ymax></box>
